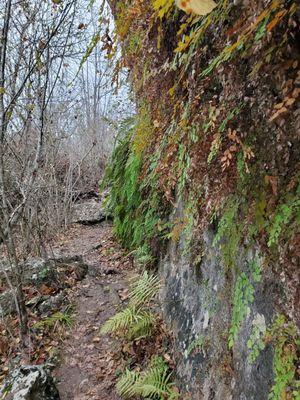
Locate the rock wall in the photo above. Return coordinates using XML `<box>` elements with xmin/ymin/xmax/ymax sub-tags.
<box><xmin>160</xmin><ymin>203</ymin><xmax>275</xmax><ymax>399</ymax></box>
<box><xmin>105</xmin><ymin>0</ymin><xmax>300</xmax><ymax>398</ymax></box>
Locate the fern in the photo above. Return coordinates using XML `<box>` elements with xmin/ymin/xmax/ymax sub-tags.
<box><xmin>267</xmin><ymin>195</ymin><xmax>300</xmax><ymax>247</ymax></box>
<box><xmin>100</xmin><ymin>117</ymin><xmax>164</xmax><ymax>267</ymax></box>
<box><xmin>100</xmin><ymin>306</ymin><xmax>139</xmax><ymax>335</ymax></box>
<box><xmin>130</xmin><ymin>271</ymin><xmax>161</xmax><ymax>307</ymax></box>
<box><xmin>116</xmin><ymin>369</ymin><xmax>141</xmax><ymax>398</ymax></box>
<box><xmin>116</xmin><ymin>357</ymin><xmax>178</xmax><ymax>399</ymax></box>
<box><xmin>127</xmin><ymin>310</ymin><xmax>156</xmax><ymax>340</ymax></box>
<box><xmin>34</xmin><ymin>306</ymin><xmax>74</xmax><ymax>330</ymax></box>
<box><xmin>152</xmin><ymin>0</ymin><xmax>174</xmax><ymax>19</ymax></box>
<box><xmin>101</xmin><ymin>272</ymin><xmax>160</xmax><ymax>340</ymax></box>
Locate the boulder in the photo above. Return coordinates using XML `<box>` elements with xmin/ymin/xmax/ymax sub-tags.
<box><xmin>71</xmin><ymin>200</ymin><xmax>111</xmax><ymax>224</ymax></box>
<box><xmin>0</xmin><ymin>255</ymin><xmax>88</xmax><ymax>288</ymax></box>
<box><xmin>0</xmin><ymin>256</ymin><xmax>88</xmax><ymax>316</ymax></box>
<box><xmin>0</xmin><ymin>365</ymin><xmax>60</xmax><ymax>399</ymax></box>
<box><xmin>0</xmin><ymin>289</ymin><xmax>16</xmax><ymax>316</ymax></box>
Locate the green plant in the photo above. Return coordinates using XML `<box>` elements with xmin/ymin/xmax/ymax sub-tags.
<box><xmin>101</xmin><ymin>306</ymin><xmax>156</xmax><ymax>340</ymax></box>
<box><xmin>207</xmin><ymin>105</ymin><xmax>242</xmax><ymax>164</ymax></box>
<box><xmin>181</xmin><ymin>191</ymin><xmax>199</xmax><ymax>254</ymax></box>
<box><xmin>101</xmin><ymin>272</ymin><xmax>160</xmax><ymax>340</ymax></box>
<box><xmin>267</xmin><ymin>193</ymin><xmax>300</xmax><ymax>247</ymax></box>
<box><xmin>187</xmin><ymin>335</ymin><xmax>205</xmax><ymax>355</ymax></box>
<box><xmin>247</xmin><ymin>313</ymin><xmax>266</xmax><ymax>363</ymax></box>
<box><xmin>228</xmin><ymin>272</ymin><xmax>254</xmax><ymax>348</ymax></box>
<box><xmin>228</xmin><ymin>257</ymin><xmax>262</xmax><ymax>348</ymax></box>
<box><xmin>34</xmin><ymin>306</ymin><xmax>74</xmax><ymax>331</ymax></box>
<box><xmin>198</xmin><ymin>0</ymin><xmax>285</xmax><ymax>78</ymax></box>
<box><xmin>129</xmin><ymin>271</ymin><xmax>161</xmax><ymax>307</ymax></box>
<box><xmin>152</xmin><ymin>0</ymin><xmax>174</xmax><ymax>19</ymax></box>
<box><xmin>116</xmin><ymin>356</ymin><xmax>178</xmax><ymax>399</ymax></box>
<box><xmin>213</xmin><ymin>197</ymin><xmax>241</xmax><ymax>268</ymax></box>
<box><xmin>101</xmin><ymin>116</ymin><xmax>165</xmax><ymax>267</ymax></box>
<box><xmin>267</xmin><ymin>315</ymin><xmax>299</xmax><ymax>400</ymax></box>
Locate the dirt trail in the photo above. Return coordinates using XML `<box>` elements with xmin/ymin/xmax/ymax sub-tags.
<box><xmin>50</xmin><ymin>223</ymin><xmax>135</xmax><ymax>400</ymax></box>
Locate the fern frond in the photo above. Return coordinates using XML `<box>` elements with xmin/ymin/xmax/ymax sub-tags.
<box><xmin>130</xmin><ymin>271</ymin><xmax>161</xmax><ymax>307</ymax></box>
<box><xmin>100</xmin><ymin>306</ymin><xmax>138</xmax><ymax>334</ymax></box>
<box><xmin>126</xmin><ymin>310</ymin><xmax>156</xmax><ymax>340</ymax></box>
<box><xmin>34</xmin><ymin>307</ymin><xmax>74</xmax><ymax>330</ymax></box>
<box><xmin>116</xmin><ymin>357</ymin><xmax>178</xmax><ymax>399</ymax></box>
<box><xmin>116</xmin><ymin>369</ymin><xmax>141</xmax><ymax>398</ymax></box>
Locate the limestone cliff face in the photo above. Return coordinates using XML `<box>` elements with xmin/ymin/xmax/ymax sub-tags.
<box><xmin>107</xmin><ymin>0</ymin><xmax>299</xmax><ymax>398</ymax></box>
<box><xmin>159</xmin><ymin>202</ymin><xmax>275</xmax><ymax>399</ymax></box>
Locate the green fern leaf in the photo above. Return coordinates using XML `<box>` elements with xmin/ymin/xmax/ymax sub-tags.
<box><xmin>100</xmin><ymin>306</ymin><xmax>138</xmax><ymax>334</ymax></box>
<box><xmin>127</xmin><ymin>310</ymin><xmax>156</xmax><ymax>340</ymax></box>
<box><xmin>116</xmin><ymin>369</ymin><xmax>141</xmax><ymax>398</ymax></box>
<box><xmin>116</xmin><ymin>357</ymin><xmax>178</xmax><ymax>399</ymax></box>
<box><xmin>130</xmin><ymin>271</ymin><xmax>161</xmax><ymax>307</ymax></box>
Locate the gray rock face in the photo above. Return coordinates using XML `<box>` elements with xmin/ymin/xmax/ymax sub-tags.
<box><xmin>0</xmin><ymin>365</ymin><xmax>60</xmax><ymax>400</ymax></box>
<box><xmin>159</xmin><ymin>202</ymin><xmax>275</xmax><ymax>400</ymax></box>
<box><xmin>71</xmin><ymin>200</ymin><xmax>110</xmax><ymax>224</ymax></box>
<box><xmin>0</xmin><ymin>289</ymin><xmax>16</xmax><ymax>316</ymax></box>
<box><xmin>0</xmin><ymin>256</ymin><xmax>88</xmax><ymax>316</ymax></box>
<box><xmin>0</xmin><ymin>255</ymin><xmax>88</xmax><ymax>286</ymax></box>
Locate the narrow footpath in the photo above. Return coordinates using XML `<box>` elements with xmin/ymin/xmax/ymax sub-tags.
<box><xmin>49</xmin><ymin>222</ymin><xmax>136</xmax><ymax>400</ymax></box>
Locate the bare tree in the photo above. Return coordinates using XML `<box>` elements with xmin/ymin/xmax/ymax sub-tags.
<box><xmin>0</xmin><ymin>0</ymin><xmax>131</xmax><ymax>350</ymax></box>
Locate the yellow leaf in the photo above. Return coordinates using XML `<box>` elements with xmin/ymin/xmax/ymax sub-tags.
<box><xmin>176</xmin><ymin>0</ymin><xmax>216</xmax><ymax>15</ymax></box>
<box><xmin>168</xmin><ymin>85</ymin><xmax>175</xmax><ymax>97</ymax></box>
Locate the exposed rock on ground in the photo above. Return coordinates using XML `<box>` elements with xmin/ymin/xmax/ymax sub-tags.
<box><xmin>71</xmin><ymin>200</ymin><xmax>111</xmax><ymax>225</ymax></box>
<box><xmin>1</xmin><ymin>223</ymin><xmax>134</xmax><ymax>400</ymax></box>
<box><xmin>0</xmin><ymin>365</ymin><xmax>60</xmax><ymax>400</ymax></box>
<box><xmin>0</xmin><ymin>256</ymin><xmax>88</xmax><ymax>317</ymax></box>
